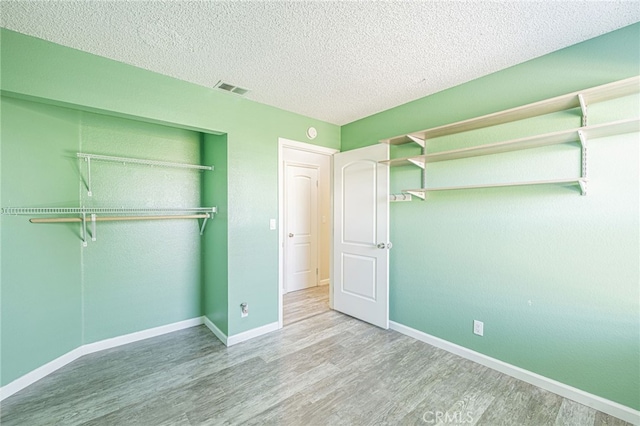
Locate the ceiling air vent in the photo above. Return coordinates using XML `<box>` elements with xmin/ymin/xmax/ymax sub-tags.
<box><xmin>214</xmin><ymin>81</ymin><xmax>249</xmax><ymax>96</ymax></box>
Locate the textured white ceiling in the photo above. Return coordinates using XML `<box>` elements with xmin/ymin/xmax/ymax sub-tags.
<box><xmin>1</xmin><ymin>1</ymin><xmax>639</xmax><ymax>125</ymax></box>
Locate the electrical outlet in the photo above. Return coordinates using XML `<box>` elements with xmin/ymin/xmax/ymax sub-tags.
<box><xmin>473</xmin><ymin>320</ymin><xmax>484</xmax><ymax>336</ymax></box>
<box><xmin>240</xmin><ymin>303</ymin><xmax>248</xmax><ymax>318</ymax></box>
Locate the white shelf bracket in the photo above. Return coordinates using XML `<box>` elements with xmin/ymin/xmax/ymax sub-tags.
<box><xmin>578</xmin><ymin>129</ymin><xmax>588</xmax><ymax>180</ymax></box>
<box><xmin>407</xmin><ymin>135</ymin><xmax>425</xmax><ymax>148</ymax></box>
<box><xmin>85</xmin><ymin>157</ymin><xmax>93</xmax><ymax>197</ymax></box>
<box><xmin>199</xmin><ymin>208</ymin><xmax>218</xmax><ymax>235</ymax></box>
<box><xmin>81</xmin><ymin>212</ymin><xmax>88</xmax><ymax>247</ymax></box>
<box><xmin>405</xmin><ymin>190</ymin><xmax>426</xmax><ymax>200</ymax></box>
<box><xmin>421</xmin><ymin>145</ymin><xmax>427</xmax><ymax>189</ymax></box>
<box><xmin>578</xmin><ymin>94</ymin><xmax>588</xmax><ymax>127</ymax></box>
<box><xmin>578</xmin><ymin>179</ymin><xmax>587</xmax><ymax>196</ymax></box>
<box><xmin>407</xmin><ymin>158</ymin><xmax>426</xmax><ymax>169</ymax></box>
<box><xmin>91</xmin><ymin>214</ymin><xmax>97</xmax><ymax>242</ymax></box>
<box><xmin>578</xmin><ymin>129</ymin><xmax>588</xmax><ymax>196</ymax></box>
<box><xmin>199</xmin><ymin>215</ymin><xmax>209</xmax><ymax>236</ymax></box>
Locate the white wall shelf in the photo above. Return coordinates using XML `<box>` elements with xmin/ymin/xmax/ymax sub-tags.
<box><xmin>380</xmin><ymin>76</ymin><xmax>639</xmax><ymax>146</ymax></box>
<box><xmin>381</xmin><ymin>118</ymin><xmax>639</xmax><ymax>168</ymax></box>
<box><xmin>379</xmin><ymin>76</ymin><xmax>640</xmax><ymax>200</ymax></box>
<box><xmin>77</xmin><ymin>152</ymin><xmax>213</xmax><ymax>196</ymax></box>
<box><xmin>404</xmin><ymin>178</ymin><xmax>587</xmax><ymax>200</ymax></box>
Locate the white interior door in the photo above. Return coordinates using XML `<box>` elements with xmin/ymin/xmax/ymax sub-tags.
<box><xmin>285</xmin><ymin>164</ymin><xmax>319</xmax><ymax>292</ymax></box>
<box><xmin>333</xmin><ymin>144</ymin><xmax>389</xmax><ymax>329</ymax></box>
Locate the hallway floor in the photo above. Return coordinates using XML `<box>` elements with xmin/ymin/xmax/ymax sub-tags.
<box><xmin>283</xmin><ymin>284</ymin><xmax>330</xmax><ymax>326</ymax></box>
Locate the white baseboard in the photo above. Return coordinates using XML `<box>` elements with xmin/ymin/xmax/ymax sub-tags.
<box><xmin>2</xmin><ymin>316</ymin><xmax>282</xmax><ymax>401</ymax></box>
<box><xmin>389</xmin><ymin>321</ymin><xmax>640</xmax><ymax>425</ymax></box>
<box><xmin>0</xmin><ymin>316</ymin><xmax>204</xmax><ymax>402</ymax></box>
<box><xmin>82</xmin><ymin>317</ymin><xmax>203</xmax><ymax>355</ymax></box>
<box><xmin>319</xmin><ymin>279</ymin><xmax>330</xmax><ymax>286</ymax></box>
<box><xmin>227</xmin><ymin>321</ymin><xmax>279</xmax><ymax>346</ymax></box>
<box><xmin>0</xmin><ymin>346</ymin><xmax>85</xmax><ymax>401</ymax></box>
<box><xmin>203</xmin><ymin>316</ymin><xmax>228</xmax><ymax>346</ymax></box>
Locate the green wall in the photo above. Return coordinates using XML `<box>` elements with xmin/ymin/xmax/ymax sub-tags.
<box><xmin>342</xmin><ymin>23</ymin><xmax>640</xmax><ymax>410</ymax></box>
<box><xmin>0</xmin><ymin>28</ymin><xmax>340</xmax><ymax>387</ymax></box>
<box><xmin>1</xmin><ymin>98</ymin><xmax>83</xmax><ymax>384</ymax></box>
<box><xmin>202</xmin><ymin>133</ymin><xmax>229</xmax><ymax>335</ymax></box>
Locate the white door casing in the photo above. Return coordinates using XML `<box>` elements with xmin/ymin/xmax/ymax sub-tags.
<box><xmin>332</xmin><ymin>144</ymin><xmax>390</xmax><ymax>329</ymax></box>
<box><xmin>278</xmin><ymin>138</ymin><xmax>338</xmax><ymax>329</ymax></box>
<box><xmin>285</xmin><ymin>164</ymin><xmax>319</xmax><ymax>292</ymax></box>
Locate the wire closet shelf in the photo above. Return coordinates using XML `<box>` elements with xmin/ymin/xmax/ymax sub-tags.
<box><xmin>1</xmin><ymin>207</ymin><xmax>218</xmax><ymax>245</ymax></box>
<box><xmin>1</xmin><ymin>207</ymin><xmax>217</xmax><ymax>215</ymax></box>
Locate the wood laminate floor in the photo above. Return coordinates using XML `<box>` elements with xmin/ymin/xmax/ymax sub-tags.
<box><xmin>283</xmin><ymin>285</ymin><xmax>330</xmax><ymax>326</ymax></box>
<box><xmin>1</xmin><ymin>305</ymin><xmax>631</xmax><ymax>425</ymax></box>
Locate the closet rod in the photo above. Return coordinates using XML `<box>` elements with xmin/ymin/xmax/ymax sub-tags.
<box><xmin>29</xmin><ymin>214</ymin><xmax>210</xmax><ymax>224</ymax></box>
<box><xmin>76</xmin><ymin>153</ymin><xmax>213</xmax><ymax>171</ymax></box>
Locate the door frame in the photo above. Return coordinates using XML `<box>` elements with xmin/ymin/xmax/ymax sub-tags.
<box><xmin>278</xmin><ymin>138</ymin><xmax>338</xmax><ymax>329</ymax></box>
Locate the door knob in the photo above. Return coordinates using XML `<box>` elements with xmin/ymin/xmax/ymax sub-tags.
<box><xmin>377</xmin><ymin>243</ymin><xmax>386</xmax><ymax>249</ymax></box>
<box><xmin>386</xmin><ymin>242</ymin><xmax>393</xmax><ymax>249</ymax></box>
<box><xmin>289</xmin><ymin>233</ymin><xmax>294</xmax><ymax>238</ymax></box>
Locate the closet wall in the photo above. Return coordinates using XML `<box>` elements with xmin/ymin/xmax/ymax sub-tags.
<box><xmin>1</xmin><ymin>96</ymin><xmax>208</xmax><ymax>382</ymax></box>
<box><xmin>79</xmin><ymin>112</ymin><xmax>205</xmax><ymax>343</ymax></box>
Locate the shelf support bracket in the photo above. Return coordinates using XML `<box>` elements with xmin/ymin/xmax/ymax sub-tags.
<box><xmin>407</xmin><ymin>158</ymin><xmax>426</xmax><ymax>169</ymax></box>
<box><xmin>578</xmin><ymin>179</ymin><xmax>587</xmax><ymax>196</ymax></box>
<box><xmin>578</xmin><ymin>130</ymin><xmax>587</xmax><ymax>196</ymax></box>
<box><xmin>578</xmin><ymin>94</ymin><xmax>588</xmax><ymax>127</ymax></box>
<box><xmin>85</xmin><ymin>157</ymin><xmax>93</xmax><ymax>197</ymax></box>
<box><xmin>199</xmin><ymin>208</ymin><xmax>217</xmax><ymax>235</ymax></box>
<box><xmin>578</xmin><ymin>129</ymin><xmax>588</xmax><ymax>177</ymax></box>
<box><xmin>199</xmin><ymin>215</ymin><xmax>209</xmax><ymax>236</ymax></box>
<box><xmin>421</xmin><ymin>145</ymin><xmax>427</xmax><ymax>191</ymax></box>
<box><xmin>91</xmin><ymin>214</ymin><xmax>97</xmax><ymax>242</ymax></box>
<box><xmin>81</xmin><ymin>212</ymin><xmax>88</xmax><ymax>247</ymax></box>
<box><xmin>407</xmin><ymin>135</ymin><xmax>425</xmax><ymax>148</ymax></box>
<box><xmin>405</xmin><ymin>190</ymin><xmax>426</xmax><ymax>200</ymax></box>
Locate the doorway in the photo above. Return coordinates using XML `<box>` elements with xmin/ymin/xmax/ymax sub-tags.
<box><xmin>278</xmin><ymin>138</ymin><xmax>338</xmax><ymax>328</ymax></box>
<box><xmin>283</xmin><ymin>286</ymin><xmax>330</xmax><ymax>326</ymax></box>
